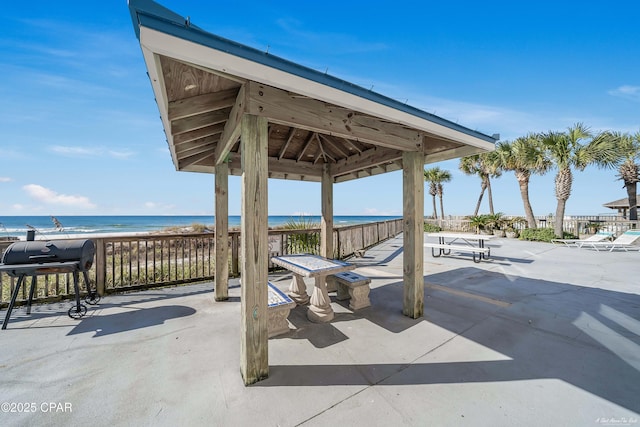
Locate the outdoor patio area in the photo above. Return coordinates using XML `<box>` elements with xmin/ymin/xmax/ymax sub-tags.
<box><xmin>1</xmin><ymin>234</ymin><xmax>639</xmax><ymax>426</ymax></box>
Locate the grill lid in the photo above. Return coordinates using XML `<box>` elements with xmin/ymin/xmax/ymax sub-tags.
<box><xmin>1</xmin><ymin>239</ymin><xmax>95</xmax><ymax>271</ymax></box>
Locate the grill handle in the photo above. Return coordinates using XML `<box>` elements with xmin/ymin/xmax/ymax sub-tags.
<box><xmin>28</xmin><ymin>254</ymin><xmax>58</xmax><ymax>261</ymax></box>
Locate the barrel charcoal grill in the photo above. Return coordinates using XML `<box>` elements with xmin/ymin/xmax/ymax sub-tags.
<box><xmin>1</xmin><ymin>239</ymin><xmax>100</xmax><ymax>330</ymax></box>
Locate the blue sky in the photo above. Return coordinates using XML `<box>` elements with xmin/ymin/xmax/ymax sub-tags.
<box><xmin>1</xmin><ymin>1</ymin><xmax>638</xmax><ymax>217</ymax></box>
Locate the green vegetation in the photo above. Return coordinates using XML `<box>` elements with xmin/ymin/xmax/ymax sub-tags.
<box><xmin>423</xmin><ymin>167</ymin><xmax>452</xmax><ymax>219</ymax></box>
<box><xmin>610</xmin><ymin>131</ymin><xmax>640</xmax><ymax>220</ymax></box>
<box><xmin>423</xmin><ymin>223</ymin><xmax>442</xmax><ymax>233</ymax></box>
<box><xmin>283</xmin><ymin>216</ymin><xmax>320</xmax><ymax>254</ymax></box>
<box><xmin>457</xmin><ymin>124</ymin><xmax>640</xmax><ymax>238</ymax></box>
<box><xmin>494</xmin><ymin>135</ymin><xmax>550</xmax><ymax>228</ymax></box>
<box><xmin>519</xmin><ymin>228</ymin><xmax>577</xmax><ymax>242</ymax></box>
<box><xmin>459</xmin><ymin>152</ymin><xmax>501</xmax><ymax>216</ymax></box>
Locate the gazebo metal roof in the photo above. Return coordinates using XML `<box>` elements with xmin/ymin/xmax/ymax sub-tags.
<box><xmin>128</xmin><ymin>0</ymin><xmax>496</xmax><ymax>183</ymax></box>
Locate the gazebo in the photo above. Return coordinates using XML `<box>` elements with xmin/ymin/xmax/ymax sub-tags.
<box><xmin>128</xmin><ymin>0</ymin><xmax>497</xmax><ymax>385</ymax></box>
<box><xmin>603</xmin><ymin>195</ymin><xmax>640</xmax><ymax>219</ymax></box>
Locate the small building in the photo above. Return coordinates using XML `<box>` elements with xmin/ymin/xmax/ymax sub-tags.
<box><xmin>603</xmin><ymin>195</ymin><xmax>640</xmax><ymax>219</ymax></box>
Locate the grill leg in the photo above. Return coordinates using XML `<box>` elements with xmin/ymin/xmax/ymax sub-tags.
<box><xmin>2</xmin><ymin>275</ymin><xmax>25</xmax><ymax>330</ymax></box>
<box><xmin>72</xmin><ymin>271</ymin><xmax>81</xmax><ymax>312</ymax></box>
<box><xmin>27</xmin><ymin>276</ymin><xmax>37</xmax><ymax>315</ymax></box>
<box><xmin>82</xmin><ymin>271</ymin><xmax>100</xmax><ymax>304</ymax></box>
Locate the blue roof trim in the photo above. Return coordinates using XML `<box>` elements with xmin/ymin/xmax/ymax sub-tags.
<box><xmin>128</xmin><ymin>0</ymin><xmax>497</xmax><ymax>143</ymax></box>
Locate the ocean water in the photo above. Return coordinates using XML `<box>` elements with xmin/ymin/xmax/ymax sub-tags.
<box><xmin>0</xmin><ymin>215</ymin><xmax>401</xmax><ymax>238</ymax></box>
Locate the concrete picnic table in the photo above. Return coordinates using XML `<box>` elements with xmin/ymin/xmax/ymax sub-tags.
<box><xmin>425</xmin><ymin>232</ymin><xmax>495</xmax><ymax>263</ymax></box>
<box><xmin>270</xmin><ymin>254</ymin><xmax>355</xmax><ymax>323</ymax></box>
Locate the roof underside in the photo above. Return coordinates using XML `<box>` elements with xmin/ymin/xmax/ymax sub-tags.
<box><xmin>129</xmin><ymin>0</ymin><xmax>497</xmax><ymax>183</ymax></box>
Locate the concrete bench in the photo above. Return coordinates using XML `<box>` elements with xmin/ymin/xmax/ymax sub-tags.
<box><xmin>267</xmin><ymin>282</ymin><xmax>296</xmax><ymax>338</ymax></box>
<box><xmin>331</xmin><ymin>271</ymin><xmax>371</xmax><ymax>310</ymax></box>
<box><xmin>424</xmin><ymin>243</ymin><xmax>490</xmax><ymax>263</ymax></box>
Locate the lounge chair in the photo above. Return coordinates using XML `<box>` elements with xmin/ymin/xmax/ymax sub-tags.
<box><xmin>578</xmin><ymin>230</ymin><xmax>640</xmax><ymax>252</ymax></box>
<box><xmin>551</xmin><ymin>231</ymin><xmax>613</xmax><ymax>247</ymax></box>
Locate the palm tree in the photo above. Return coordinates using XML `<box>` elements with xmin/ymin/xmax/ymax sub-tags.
<box><xmin>423</xmin><ymin>167</ymin><xmax>452</xmax><ymax>219</ymax></box>
<box><xmin>611</xmin><ymin>131</ymin><xmax>640</xmax><ymax>220</ymax></box>
<box><xmin>459</xmin><ymin>151</ymin><xmax>501</xmax><ymax>215</ymax></box>
<box><xmin>541</xmin><ymin>123</ymin><xmax>618</xmax><ymax>237</ymax></box>
<box><xmin>494</xmin><ymin>134</ymin><xmax>551</xmax><ymax>228</ymax></box>
<box><xmin>423</xmin><ymin>168</ymin><xmax>439</xmax><ymax>219</ymax></box>
<box><xmin>435</xmin><ymin>169</ymin><xmax>452</xmax><ymax>219</ymax></box>
<box><xmin>606</xmin><ymin>131</ymin><xmax>640</xmax><ymax>221</ymax></box>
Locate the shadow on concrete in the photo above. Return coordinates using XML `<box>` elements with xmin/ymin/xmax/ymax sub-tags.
<box><xmin>274</xmin><ymin>305</ymin><xmax>350</xmax><ymax>348</ymax></box>
<box><xmin>257</xmin><ymin>267</ymin><xmax>640</xmax><ymax>414</ymax></box>
<box><xmin>2</xmin><ymin>286</ymin><xmax>212</xmax><ymax>328</ymax></box>
<box><xmin>352</xmin><ymin>244</ymin><xmax>404</xmax><ymax>268</ymax></box>
<box><xmin>67</xmin><ymin>305</ymin><xmax>196</xmax><ymax>337</ymax></box>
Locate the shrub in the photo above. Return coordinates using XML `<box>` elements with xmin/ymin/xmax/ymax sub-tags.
<box><xmin>519</xmin><ymin>228</ymin><xmax>578</xmax><ymax>242</ymax></box>
<box><xmin>423</xmin><ymin>223</ymin><xmax>442</xmax><ymax>233</ymax></box>
<box><xmin>284</xmin><ymin>216</ymin><xmax>320</xmax><ymax>254</ymax></box>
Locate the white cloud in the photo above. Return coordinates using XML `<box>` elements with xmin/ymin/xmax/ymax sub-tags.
<box><xmin>23</xmin><ymin>184</ymin><xmax>96</xmax><ymax>209</ymax></box>
<box><xmin>50</xmin><ymin>145</ymin><xmax>100</xmax><ymax>156</ymax></box>
<box><xmin>0</xmin><ymin>177</ymin><xmax>11</xmax><ymax>182</ymax></box>
<box><xmin>608</xmin><ymin>85</ymin><xmax>640</xmax><ymax>101</ymax></box>
<box><xmin>409</xmin><ymin>94</ymin><xmax>542</xmax><ymax>140</ymax></box>
<box><xmin>50</xmin><ymin>145</ymin><xmax>135</xmax><ymax>159</ymax></box>
<box><xmin>108</xmin><ymin>150</ymin><xmax>135</xmax><ymax>159</ymax></box>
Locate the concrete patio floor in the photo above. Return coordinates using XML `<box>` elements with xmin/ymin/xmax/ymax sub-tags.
<box><xmin>1</xmin><ymin>234</ymin><xmax>639</xmax><ymax>426</ymax></box>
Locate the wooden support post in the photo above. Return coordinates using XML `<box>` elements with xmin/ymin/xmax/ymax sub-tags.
<box><xmin>402</xmin><ymin>151</ymin><xmax>424</xmax><ymax>319</ymax></box>
<box><xmin>321</xmin><ymin>164</ymin><xmax>334</xmax><ymax>259</ymax></box>
<box><xmin>94</xmin><ymin>238</ymin><xmax>106</xmax><ymax>296</ymax></box>
<box><xmin>215</xmin><ymin>161</ymin><xmax>229</xmax><ymax>301</ymax></box>
<box><xmin>230</xmin><ymin>233</ymin><xmax>239</xmax><ymax>276</ymax></box>
<box><xmin>240</xmin><ymin>114</ymin><xmax>269</xmax><ymax>385</ymax></box>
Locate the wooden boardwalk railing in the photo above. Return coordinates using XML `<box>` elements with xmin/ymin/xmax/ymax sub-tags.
<box><xmin>1</xmin><ymin>218</ymin><xmax>403</xmax><ymax>308</ymax></box>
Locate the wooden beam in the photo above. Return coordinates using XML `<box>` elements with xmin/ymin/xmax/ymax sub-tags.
<box><xmin>297</xmin><ymin>132</ymin><xmax>316</xmax><ymax>162</ymax></box>
<box><xmin>318</xmin><ymin>134</ymin><xmax>350</xmax><ymax>159</ymax></box>
<box><xmin>331</xmin><ymin>147</ymin><xmax>404</xmax><ymax>177</ymax></box>
<box><xmin>321</xmin><ymin>164</ymin><xmax>334</xmax><ymax>259</ymax></box>
<box><xmin>341</xmin><ymin>137</ymin><xmax>363</xmax><ymax>154</ymax></box>
<box><xmin>177</xmin><ymin>149</ymin><xmax>214</xmax><ymax>169</ymax></box>
<box><xmin>215</xmin><ymin>85</ymin><xmax>246</xmax><ymax>165</ymax></box>
<box><xmin>316</xmin><ymin>134</ymin><xmax>335</xmax><ymax>163</ymax></box>
<box><xmin>425</xmin><ymin>145</ymin><xmax>489</xmax><ymax>163</ymax></box>
<box><xmin>277</xmin><ymin>128</ymin><xmax>297</xmax><ymax>160</ymax></box>
<box><xmin>246</xmin><ymin>82</ymin><xmax>423</xmax><ymax>151</ymax></box>
<box><xmin>215</xmin><ymin>161</ymin><xmax>229</xmax><ymax>301</ymax></box>
<box><xmin>240</xmin><ymin>114</ymin><xmax>269</xmax><ymax>385</ymax></box>
<box><xmin>174</xmin><ymin>140</ymin><xmax>216</xmax><ymax>157</ymax></box>
<box><xmin>228</xmin><ymin>155</ymin><xmax>323</xmax><ymax>178</ymax></box>
<box><xmin>402</xmin><ymin>151</ymin><xmax>424</xmax><ymax>319</ymax></box>
<box><xmin>173</xmin><ymin>123</ymin><xmax>225</xmax><ymax>145</ymax></box>
<box><xmin>170</xmin><ymin>108</ymin><xmax>230</xmax><ymax>135</ymax></box>
<box><xmin>168</xmin><ymin>88</ymin><xmax>238</xmax><ymax>121</ymax></box>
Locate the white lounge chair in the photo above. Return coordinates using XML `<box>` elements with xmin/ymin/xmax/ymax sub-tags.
<box><xmin>551</xmin><ymin>231</ymin><xmax>613</xmax><ymax>247</ymax></box>
<box><xmin>578</xmin><ymin>230</ymin><xmax>640</xmax><ymax>252</ymax></box>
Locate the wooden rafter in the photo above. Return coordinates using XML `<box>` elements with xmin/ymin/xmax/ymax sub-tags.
<box><xmin>174</xmin><ymin>123</ymin><xmax>225</xmax><ymax>145</ymax></box>
<box><xmin>168</xmin><ymin>88</ymin><xmax>238</xmax><ymax>121</ymax></box>
<box><xmin>318</xmin><ymin>134</ymin><xmax>349</xmax><ymax>159</ymax></box>
<box><xmin>341</xmin><ymin>137</ymin><xmax>362</xmax><ymax>154</ymax></box>
<box><xmin>297</xmin><ymin>132</ymin><xmax>316</xmax><ymax>162</ymax></box>
<box><xmin>171</xmin><ymin>108</ymin><xmax>230</xmax><ymax>135</ymax></box>
<box><xmin>277</xmin><ymin>128</ymin><xmax>297</xmax><ymax>160</ymax></box>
